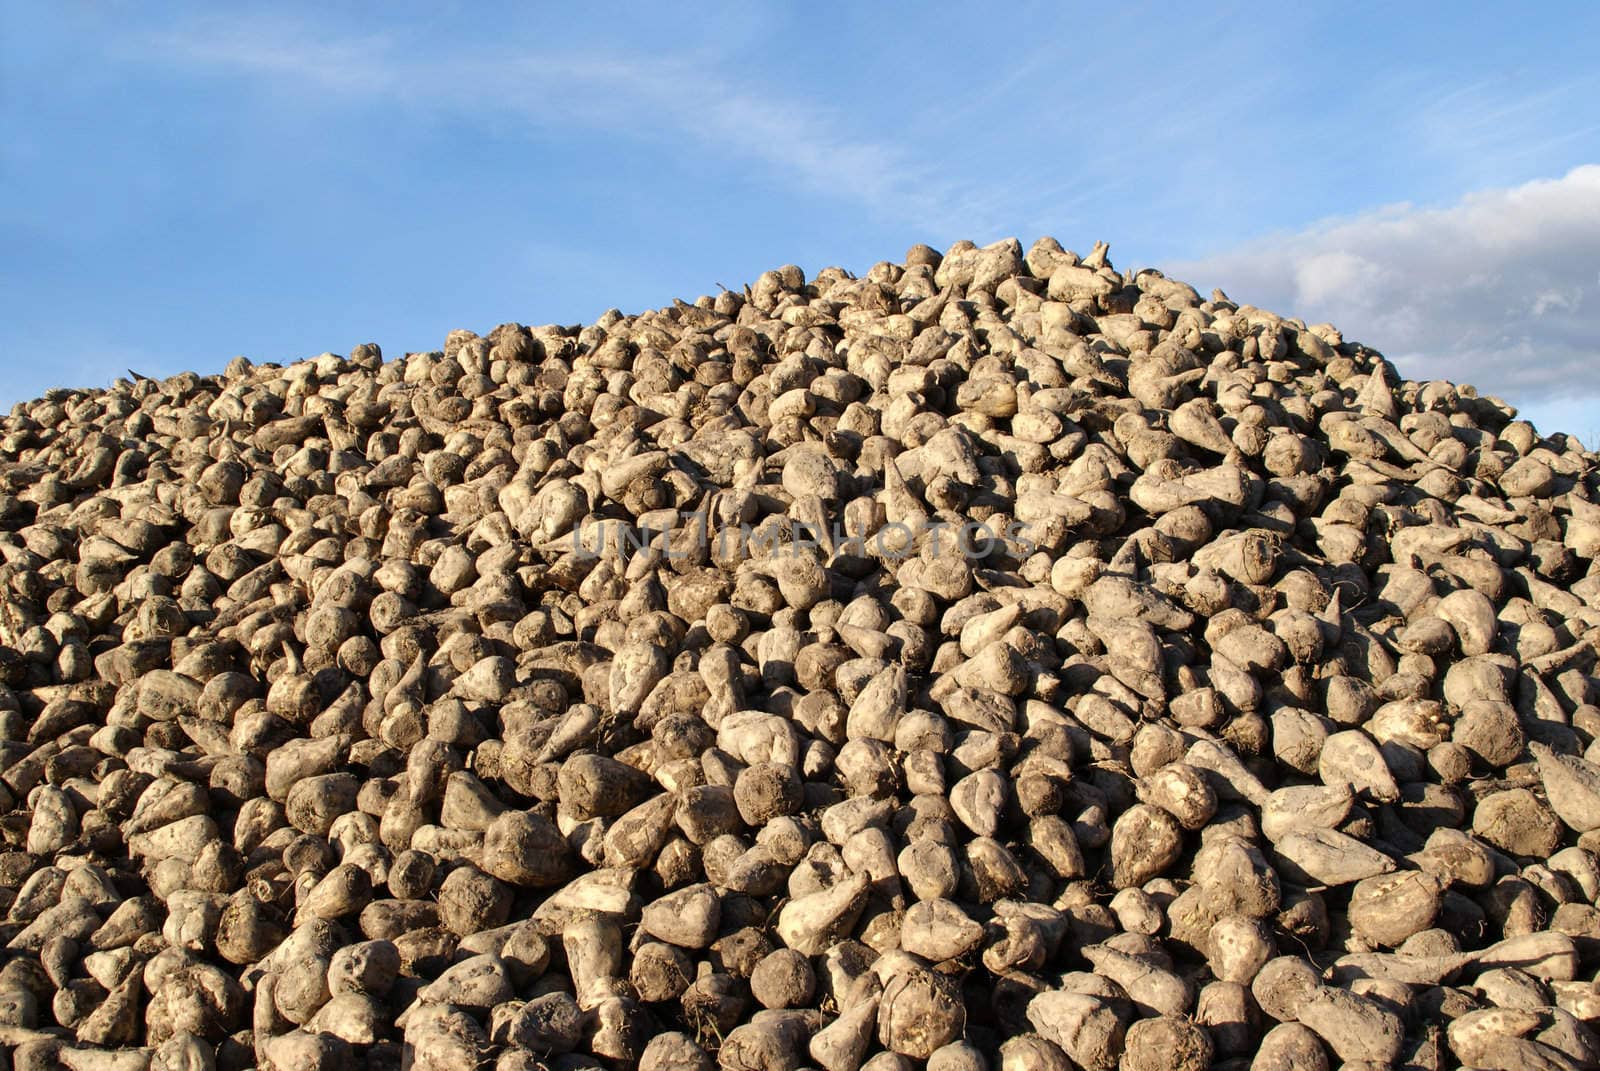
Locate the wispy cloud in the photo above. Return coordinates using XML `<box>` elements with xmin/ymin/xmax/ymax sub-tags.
<box><xmin>1165</xmin><ymin>165</ymin><xmax>1600</xmax><ymax>419</ymax></box>
<box><xmin>147</xmin><ymin>18</ymin><xmax>397</xmax><ymax>93</ymax></box>
<box><xmin>131</xmin><ymin>13</ymin><xmax>997</xmax><ymax>236</ymax></box>
<box><xmin>1404</xmin><ymin>72</ymin><xmax>1600</xmax><ymax>179</ymax></box>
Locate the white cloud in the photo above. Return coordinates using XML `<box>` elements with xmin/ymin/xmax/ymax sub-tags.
<box><xmin>147</xmin><ymin>18</ymin><xmax>396</xmax><ymax>94</ymax></box>
<box><xmin>1165</xmin><ymin>166</ymin><xmax>1600</xmax><ymax>419</ymax></box>
<box><xmin>1531</xmin><ymin>286</ymin><xmax>1584</xmax><ymax>317</ymax></box>
<box><xmin>131</xmin><ymin>14</ymin><xmax>997</xmax><ymax>236</ymax></box>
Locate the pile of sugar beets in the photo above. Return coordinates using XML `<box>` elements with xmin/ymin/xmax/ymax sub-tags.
<box><xmin>4</xmin><ymin>237</ymin><xmax>1600</xmax><ymax>1071</ymax></box>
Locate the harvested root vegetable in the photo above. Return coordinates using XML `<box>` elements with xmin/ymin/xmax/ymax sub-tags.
<box><xmin>1</xmin><ymin>236</ymin><xmax>1599</xmax><ymax>1069</ymax></box>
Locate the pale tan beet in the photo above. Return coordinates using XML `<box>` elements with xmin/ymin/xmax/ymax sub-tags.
<box><xmin>1348</xmin><ymin>870</ymin><xmax>1443</xmax><ymax>947</ymax></box>
<box><xmin>1108</xmin><ymin>804</ymin><xmax>1184</xmax><ymax>888</ymax></box>
<box><xmin>1190</xmin><ymin>529</ymin><xmax>1280</xmax><ymax>586</ymax></box>
<box><xmin>877</xmin><ymin>968</ymin><xmax>965</xmax><ymax>1059</ymax></box>
<box><xmin>1251</xmin><ymin>956</ymin><xmax>1320</xmax><ymax>1023</ymax></box>
<box><xmin>1025</xmin><ymin>991</ymin><xmax>1125</xmax><ymax>1071</ymax></box>
<box><xmin>1435</xmin><ymin>587</ymin><xmax>1498</xmax><ymax>656</ymax></box>
<box><xmin>640</xmin><ymin>883</ymin><xmax>721</xmax><ymax>950</ymax></box>
<box><xmin>1273</xmin><ymin>828</ymin><xmax>1396</xmax><ymax>886</ymax></box>
<box><xmin>899</xmin><ymin>898</ymin><xmax>982</xmax><ymax>962</ymax></box>
<box><xmin>1268</xmin><ymin>707</ymin><xmax>1330</xmax><ymax>774</ymax></box>
<box><xmin>1121</xmin><ymin>1015</ymin><xmax>1213</xmax><ymax>1071</ymax></box>
<box><xmin>1445</xmin><ymin>1007</ymin><xmax>1545</xmax><ymax>1066</ymax></box>
<box><xmin>809</xmin><ymin>989</ymin><xmax>879</xmax><ymax>1071</ymax></box>
<box><xmin>1317</xmin><ymin>729</ymin><xmax>1399</xmax><ymax>802</ymax></box>
<box><xmin>1250</xmin><ymin>1022</ymin><xmax>1330</xmax><ymax>1071</ymax></box>
<box><xmin>477</xmin><ymin>809</ymin><xmax>572</xmax><ymax>887</ymax></box>
<box><xmin>997</xmin><ymin>1034</ymin><xmax>1072</xmax><ymax>1071</ymax></box>
<box><xmin>1259</xmin><ymin>785</ymin><xmax>1354</xmax><ymax>843</ymax></box>
<box><xmin>1195</xmin><ymin>980</ymin><xmax>1258</xmax><ymax>1056</ymax></box>
<box><xmin>1295</xmin><ymin>985</ymin><xmax>1406</xmax><ymax>1065</ymax></box>
<box><xmin>1206</xmin><ymin>914</ymin><xmax>1274</xmax><ymax>984</ymax></box>
<box><xmin>641</xmin><ymin>1032</ymin><xmax>713</xmax><ymax>1071</ymax></box>
<box><xmin>1327</xmin><ymin>948</ymin><xmax>1474</xmax><ymax>986</ymax></box>
<box><xmin>1452</xmin><ymin>698</ymin><xmax>1526</xmax><ymax>765</ymax></box>
<box><xmin>1472</xmin><ymin>931</ymin><xmax>1581</xmax><ymax>980</ymax></box>
<box><xmin>717</xmin><ymin>1010</ymin><xmax>814</xmax><ymax>1071</ymax></box>
<box><xmin>776</xmin><ymin>874</ymin><xmax>870</xmax><ymax>956</ymax></box>
<box><xmin>1473</xmin><ymin>788</ymin><xmax>1564</xmax><ymax>857</ymax></box>
<box><xmin>1531</xmin><ymin>741</ymin><xmax>1600</xmax><ymax>832</ymax></box>
<box><xmin>1138</xmin><ymin>763</ymin><xmax>1216</xmax><ymax>830</ymax></box>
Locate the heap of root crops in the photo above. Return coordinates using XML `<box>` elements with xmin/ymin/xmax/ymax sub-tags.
<box><xmin>3</xmin><ymin>237</ymin><xmax>1600</xmax><ymax>1071</ymax></box>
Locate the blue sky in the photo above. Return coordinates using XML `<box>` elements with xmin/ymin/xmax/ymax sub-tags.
<box><xmin>4</xmin><ymin>2</ymin><xmax>1598</xmax><ymax>437</ymax></box>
